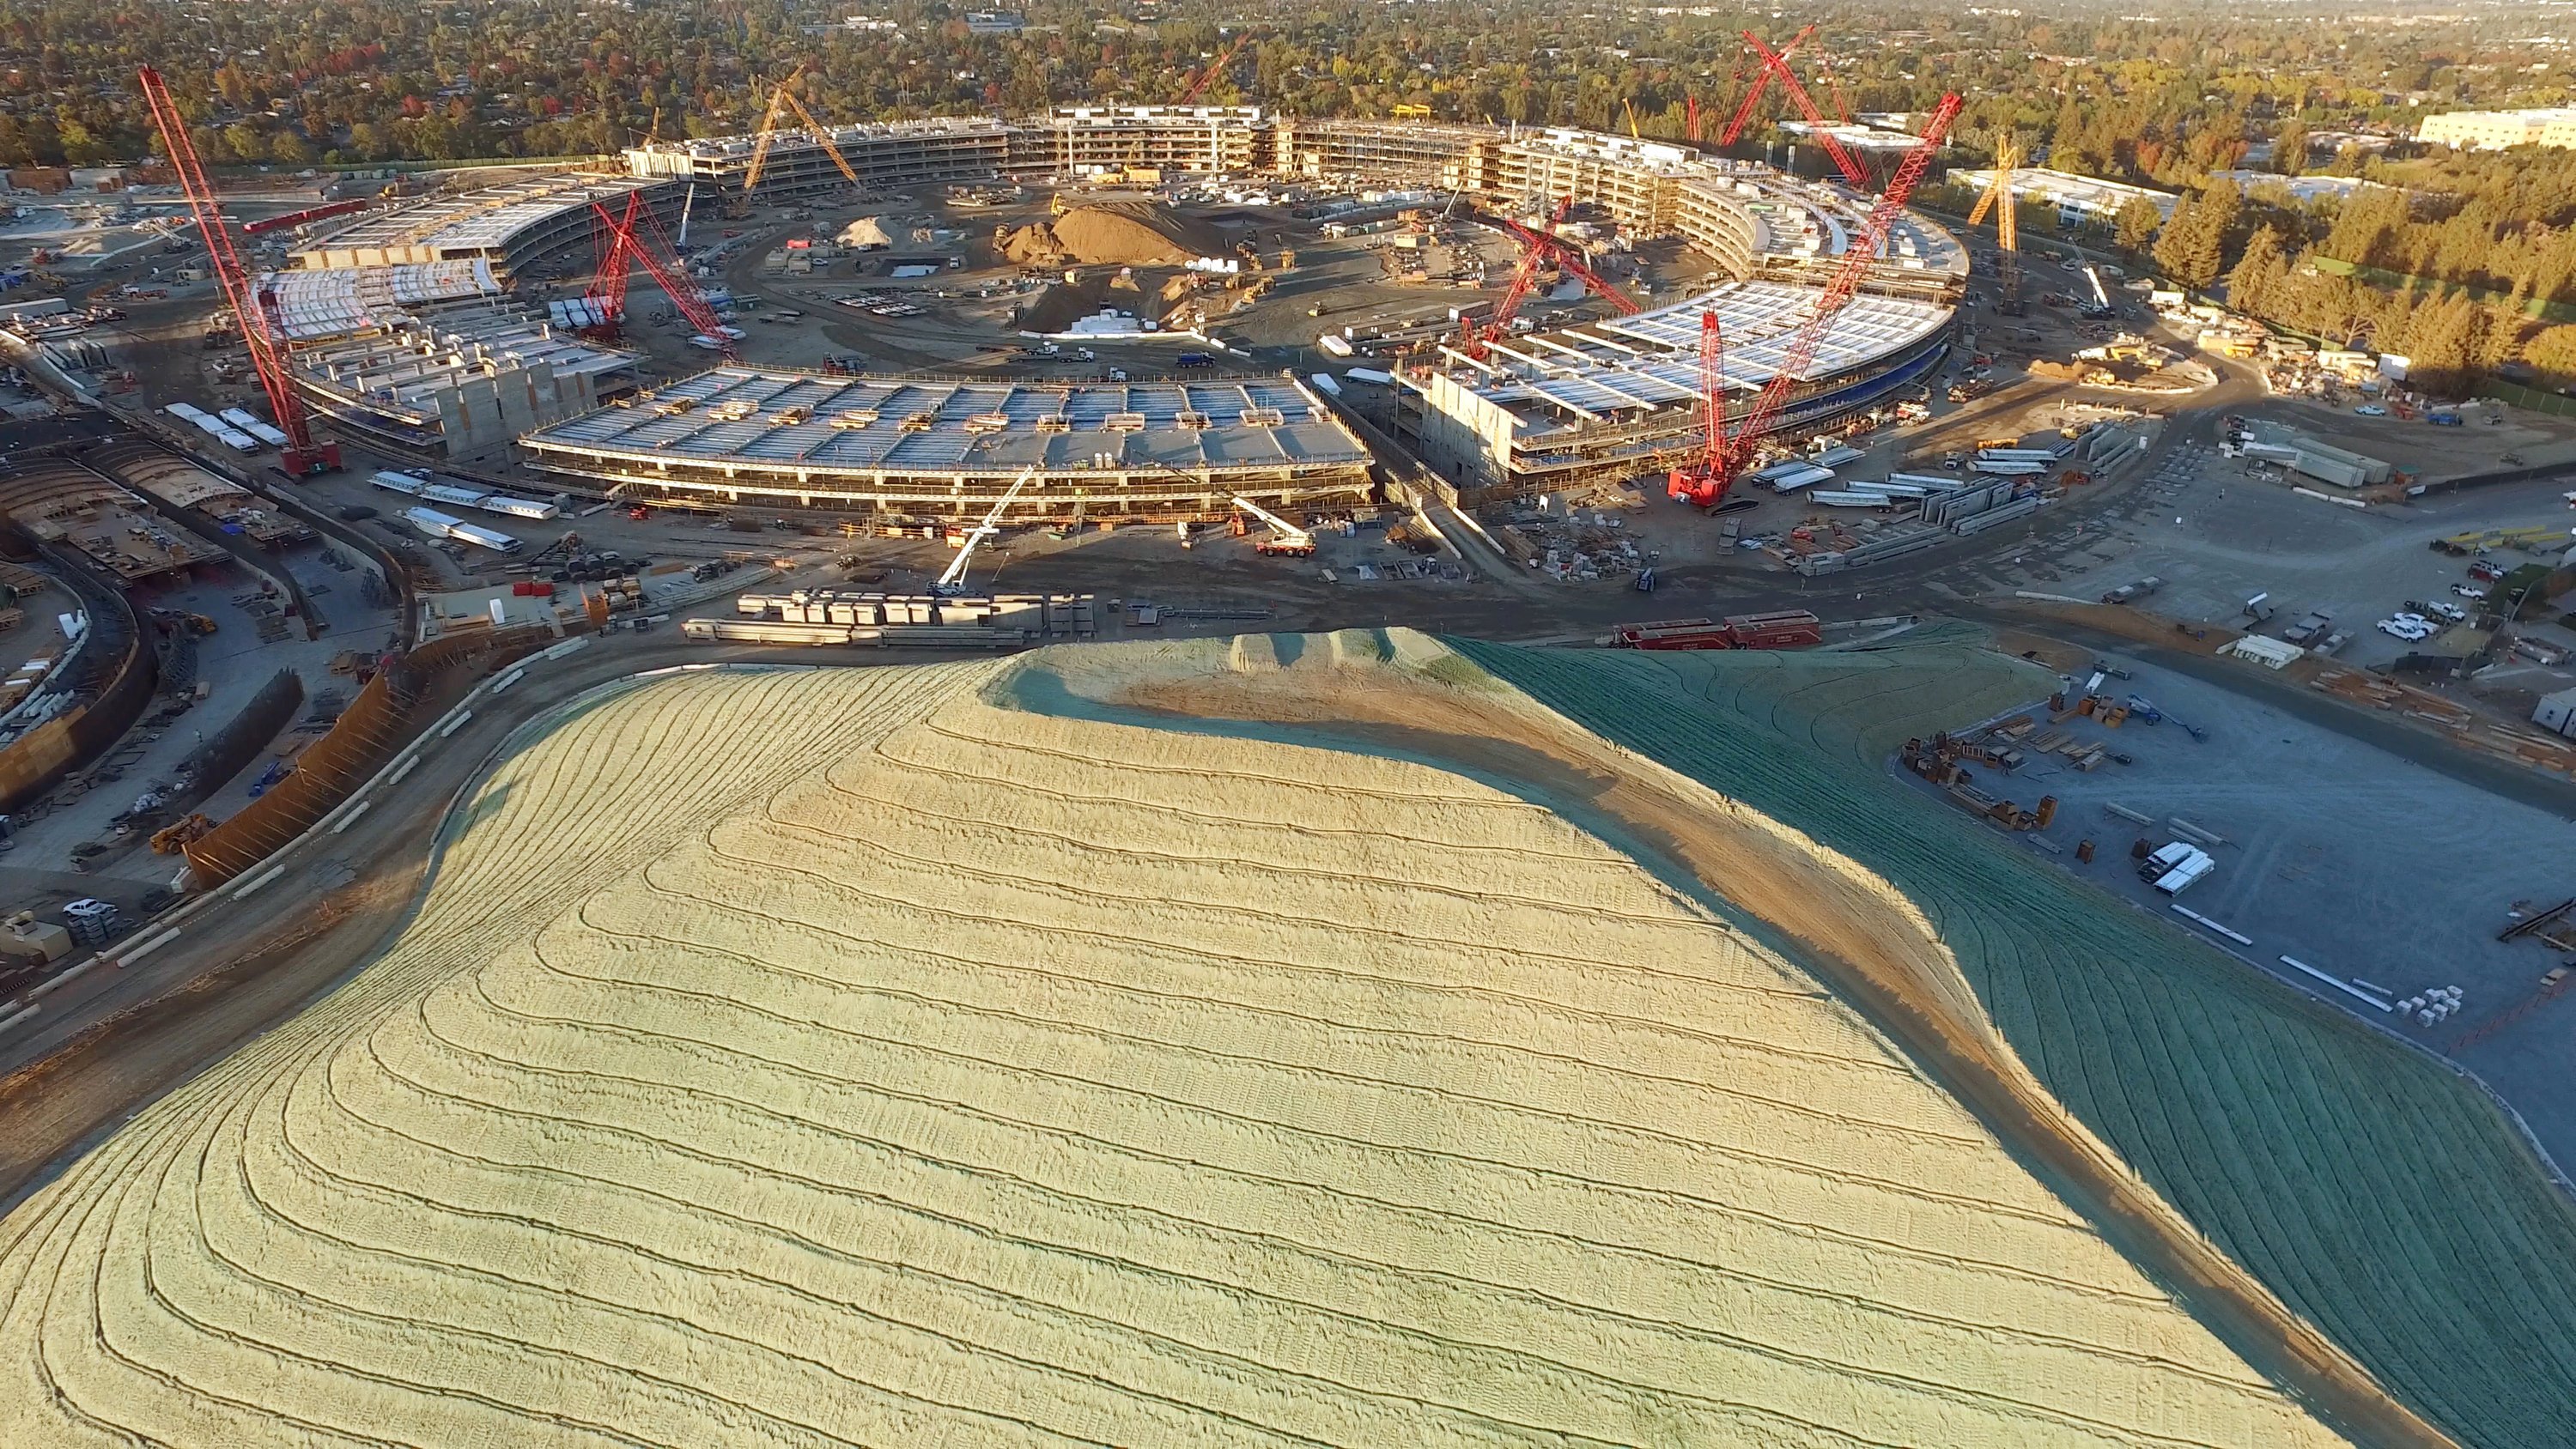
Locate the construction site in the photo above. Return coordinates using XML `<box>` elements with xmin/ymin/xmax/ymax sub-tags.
<box><xmin>0</xmin><ymin>27</ymin><xmax>2575</xmax><ymax>1449</ymax></box>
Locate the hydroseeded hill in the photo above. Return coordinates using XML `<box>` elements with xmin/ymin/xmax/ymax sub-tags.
<box><xmin>0</xmin><ymin>629</ymin><xmax>2554</xmax><ymax>1446</ymax></box>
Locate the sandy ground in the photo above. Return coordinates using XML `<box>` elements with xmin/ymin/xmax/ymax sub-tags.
<box><xmin>0</xmin><ymin>631</ymin><xmax>2401</xmax><ymax>1446</ymax></box>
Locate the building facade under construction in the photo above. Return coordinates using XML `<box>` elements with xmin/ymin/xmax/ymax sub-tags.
<box><xmin>516</xmin><ymin>367</ymin><xmax>1375</xmax><ymax>523</ymax></box>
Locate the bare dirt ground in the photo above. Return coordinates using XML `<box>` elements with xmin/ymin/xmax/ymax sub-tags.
<box><xmin>1108</xmin><ymin>654</ymin><xmax>2455</xmax><ymax>1449</ymax></box>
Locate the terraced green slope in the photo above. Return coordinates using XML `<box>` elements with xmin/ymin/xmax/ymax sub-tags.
<box><xmin>1450</xmin><ymin>634</ymin><xmax>2576</xmax><ymax>1449</ymax></box>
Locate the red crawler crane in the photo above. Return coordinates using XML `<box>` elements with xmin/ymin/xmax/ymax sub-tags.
<box><xmin>1738</xmin><ymin>30</ymin><xmax>1871</xmax><ymax>190</ymax></box>
<box><xmin>1719</xmin><ymin>24</ymin><xmax>1815</xmax><ymax>146</ymax></box>
<box><xmin>136</xmin><ymin>65</ymin><xmax>339</xmax><ymax>475</ymax></box>
<box><xmin>596</xmin><ymin>197</ymin><xmax>737</xmax><ymax>360</ymax></box>
<box><xmin>583</xmin><ymin>191</ymin><xmax>644</xmax><ymax>334</ymax></box>
<box><xmin>1459</xmin><ymin>201</ymin><xmax>1640</xmax><ymax>359</ymax></box>
<box><xmin>1669</xmin><ymin>92</ymin><xmax>1960</xmax><ymax>509</ymax></box>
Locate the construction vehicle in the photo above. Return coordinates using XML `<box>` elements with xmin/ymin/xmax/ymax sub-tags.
<box><xmin>2079</xmin><ymin>264</ymin><xmax>2118</xmax><ymax>319</ymax></box>
<box><xmin>741</xmin><ymin>78</ymin><xmax>862</xmax><ymax>203</ymax></box>
<box><xmin>1965</xmin><ymin>136</ymin><xmax>2026</xmax><ymax>315</ymax></box>
<box><xmin>135</xmin><ymin>66</ymin><xmax>339</xmax><ymax>475</ymax></box>
<box><xmin>1669</xmin><ymin>92</ymin><xmax>1962</xmax><ymax>508</ymax></box>
<box><xmin>1722</xmin><ymin>27</ymin><xmax>1871</xmax><ymax>189</ymax></box>
<box><xmin>1228</xmin><ymin>495</ymin><xmax>1316</xmax><ymax>556</ymax></box>
<box><xmin>592</xmin><ymin>197</ymin><xmax>738</xmax><ymax>361</ymax></box>
<box><xmin>1452</xmin><ymin>199</ymin><xmax>1639</xmax><ymax>361</ymax></box>
<box><xmin>149</xmin><ymin>814</ymin><xmax>216</xmax><ymax>855</ymax></box>
<box><xmin>934</xmin><ymin>465</ymin><xmax>1038</xmax><ymax>595</ymax></box>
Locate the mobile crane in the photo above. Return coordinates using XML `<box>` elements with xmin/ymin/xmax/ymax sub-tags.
<box><xmin>1229</xmin><ymin>495</ymin><xmax>1316</xmax><ymax>556</ymax></box>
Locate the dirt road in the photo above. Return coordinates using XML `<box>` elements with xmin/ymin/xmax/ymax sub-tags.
<box><xmin>1107</xmin><ymin>658</ymin><xmax>2458</xmax><ymax>1449</ymax></box>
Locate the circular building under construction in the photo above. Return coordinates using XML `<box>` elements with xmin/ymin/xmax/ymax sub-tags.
<box><xmin>443</xmin><ymin>108</ymin><xmax>1969</xmax><ymax>522</ymax></box>
<box><xmin>516</xmin><ymin>369</ymin><xmax>1376</xmax><ymax>522</ymax></box>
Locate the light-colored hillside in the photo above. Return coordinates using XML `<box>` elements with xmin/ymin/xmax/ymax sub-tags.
<box><xmin>0</xmin><ymin>641</ymin><xmax>2352</xmax><ymax>1446</ymax></box>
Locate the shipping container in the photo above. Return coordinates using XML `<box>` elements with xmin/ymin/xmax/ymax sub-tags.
<box><xmin>1723</xmin><ymin>610</ymin><xmax>1824</xmax><ymax>649</ymax></box>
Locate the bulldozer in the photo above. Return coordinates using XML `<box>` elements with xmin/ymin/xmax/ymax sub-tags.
<box><xmin>149</xmin><ymin>814</ymin><xmax>216</xmax><ymax>855</ymax></box>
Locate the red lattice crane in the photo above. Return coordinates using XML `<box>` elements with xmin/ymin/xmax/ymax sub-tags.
<box><xmin>136</xmin><ymin>66</ymin><xmax>338</xmax><ymax>475</ymax></box>
<box><xmin>1739</xmin><ymin>30</ymin><xmax>1871</xmax><ymax>190</ymax></box>
<box><xmin>1177</xmin><ymin>32</ymin><xmax>1254</xmax><ymax>105</ymax></box>
<box><xmin>1719</xmin><ymin>23</ymin><xmax>1814</xmax><ymax>146</ymax></box>
<box><xmin>597</xmin><ymin>197</ymin><xmax>737</xmax><ymax>360</ymax></box>
<box><xmin>1669</xmin><ymin>92</ymin><xmax>1959</xmax><ymax>509</ymax></box>
<box><xmin>1458</xmin><ymin>201</ymin><xmax>1640</xmax><ymax>359</ymax></box>
<box><xmin>584</xmin><ymin>191</ymin><xmax>643</xmax><ymax>330</ymax></box>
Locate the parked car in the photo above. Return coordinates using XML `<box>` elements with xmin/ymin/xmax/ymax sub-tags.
<box><xmin>2426</xmin><ymin>599</ymin><xmax>2468</xmax><ymax>622</ymax></box>
<box><xmin>2453</xmin><ymin>584</ymin><xmax>2489</xmax><ymax>600</ymax></box>
<box><xmin>2355</xmin><ymin>404</ymin><xmax>2388</xmax><ymax>416</ymax></box>
<box><xmin>2380</xmin><ymin>618</ymin><xmax>2433</xmax><ymax>640</ymax></box>
<box><xmin>2470</xmin><ymin>559</ymin><xmax>2506</xmax><ymax>581</ymax></box>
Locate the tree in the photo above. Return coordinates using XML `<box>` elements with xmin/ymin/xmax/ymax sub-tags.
<box><xmin>2153</xmin><ymin>192</ymin><xmax>2226</xmax><ymax>289</ymax></box>
<box><xmin>2274</xmin><ymin>118</ymin><xmax>2310</xmax><ymax>177</ymax></box>
<box><xmin>2115</xmin><ymin>195</ymin><xmax>2163</xmax><ymax>254</ymax></box>
<box><xmin>2523</xmin><ymin>324</ymin><xmax>2576</xmax><ymax>387</ymax></box>
<box><xmin>2228</xmin><ymin>223</ymin><xmax>2289</xmax><ymax>314</ymax></box>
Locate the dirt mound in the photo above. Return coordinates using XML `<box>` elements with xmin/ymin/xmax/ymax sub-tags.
<box><xmin>999</xmin><ymin>199</ymin><xmax>1232</xmax><ymax>268</ymax></box>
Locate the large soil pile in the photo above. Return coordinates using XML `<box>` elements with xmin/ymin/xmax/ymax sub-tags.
<box><xmin>0</xmin><ymin>634</ymin><xmax>2379</xmax><ymax>1448</ymax></box>
<box><xmin>998</xmin><ymin>199</ymin><xmax>1231</xmax><ymax>267</ymax></box>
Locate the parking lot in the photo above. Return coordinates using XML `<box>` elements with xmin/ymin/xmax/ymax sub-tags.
<box><xmin>2050</xmin><ymin>464</ymin><xmax>2576</xmax><ymax>668</ymax></box>
<box><xmin>1906</xmin><ymin>652</ymin><xmax>2576</xmax><ymax>1171</ymax></box>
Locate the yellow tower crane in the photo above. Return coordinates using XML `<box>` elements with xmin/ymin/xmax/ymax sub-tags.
<box><xmin>1965</xmin><ymin>134</ymin><xmax>2024</xmax><ymax>315</ymax></box>
<box><xmin>742</xmin><ymin>80</ymin><xmax>861</xmax><ymax>197</ymax></box>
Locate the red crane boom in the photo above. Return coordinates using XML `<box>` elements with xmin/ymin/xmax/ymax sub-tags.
<box><xmin>600</xmin><ymin>197</ymin><xmax>736</xmax><ymax>359</ymax></box>
<box><xmin>586</xmin><ymin>191</ymin><xmax>642</xmax><ymax>328</ymax></box>
<box><xmin>1460</xmin><ymin>201</ymin><xmax>1640</xmax><ymax>358</ymax></box>
<box><xmin>1177</xmin><ymin>33</ymin><xmax>1253</xmax><ymax>105</ymax></box>
<box><xmin>1741</xmin><ymin>31</ymin><xmax>1870</xmax><ymax>190</ymax></box>
<box><xmin>1718</xmin><ymin>23</ymin><xmax>1814</xmax><ymax>145</ymax></box>
<box><xmin>136</xmin><ymin>65</ymin><xmax>337</xmax><ymax>475</ymax></box>
<box><xmin>1670</xmin><ymin>92</ymin><xmax>1960</xmax><ymax>508</ymax></box>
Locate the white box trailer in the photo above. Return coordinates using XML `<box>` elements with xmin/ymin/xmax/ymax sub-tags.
<box><xmin>403</xmin><ymin>505</ymin><xmax>465</xmax><ymax>540</ymax></box>
<box><xmin>1766</xmin><ymin>464</ymin><xmax>1837</xmax><ymax>494</ymax></box>
<box><xmin>1811</xmin><ymin>444</ymin><xmax>1866</xmax><ymax>469</ymax></box>
<box><xmin>1978</xmin><ymin>447</ymin><xmax>2057</xmax><ymax>462</ymax></box>
<box><xmin>473</xmin><ymin>493</ymin><xmax>560</xmax><ymax>521</ymax></box>
<box><xmin>447</xmin><ymin>520</ymin><xmax>522</xmax><ymax>555</ymax></box>
<box><xmin>1808</xmin><ymin>489</ymin><xmax>1898</xmax><ymax>508</ymax></box>
<box><xmin>1972</xmin><ymin>458</ymin><xmax>2048</xmax><ymax>476</ymax></box>
<box><xmin>372</xmin><ymin>470</ymin><xmax>428</xmax><ymax>497</ymax></box>
<box><xmin>213</xmin><ymin>427</ymin><xmax>260</xmax><ymax>453</ymax></box>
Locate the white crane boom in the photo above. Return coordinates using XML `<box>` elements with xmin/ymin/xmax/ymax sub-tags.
<box><xmin>1229</xmin><ymin>494</ymin><xmax>1315</xmax><ymax>553</ymax></box>
<box><xmin>938</xmin><ymin>465</ymin><xmax>1037</xmax><ymax>591</ymax></box>
<box><xmin>2083</xmin><ymin>264</ymin><xmax>2113</xmax><ymax>310</ymax></box>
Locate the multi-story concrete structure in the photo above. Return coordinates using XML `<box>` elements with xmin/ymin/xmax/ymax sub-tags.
<box><xmin>2418</xmin><ymin>108</ymin><xmax>2576</xmax><ymax>151</ymax></box>
<box><xmin>624</xmin><ymin>117</ymin><xmax>1014</xmax><ymax>200</ymax></box>
<box><xmin>588</xmin><ymin>111</ymin><xmax>1967</xmax><ymax>509</ymax></box>
<box><xmin>289</xmin><ymin>174</ymin><xmax>676</xmax><ymax>273</ymax></box>
<box><xmin>1944</xmin><ymin>167</ymin><xmax>2176</xmax><ymax>227</ymax></box>
<box><xmin>1399</xmin><ymin>282</ymin><xmax>1953</xmax><ymax>498</ymax></box>
<box><xmin>275</xmin><ymin>173</ymin><xmax>676</xmax><ymax>456</ymax></box>
<box><xmin>518</xmin><ymin>369</ymin><xmax>1374</xmax><ymax>520</ymax></box>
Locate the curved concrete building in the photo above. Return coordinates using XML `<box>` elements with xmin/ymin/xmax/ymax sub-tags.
<box><xmin>513</xmin><ymin>109</ymin><xmax>1967</xmax><ymax>516</ymax></box>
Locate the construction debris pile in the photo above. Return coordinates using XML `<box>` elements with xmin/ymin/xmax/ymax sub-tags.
<box><xmin>998</xmin><ymin>201</ymin><xmax>1230</xmax><ymax>268</ymax></box>
<box><xmin>2308</xmin><ymin>661</ymin><xmax>2576</xmax><ymax>779</ymax></box>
